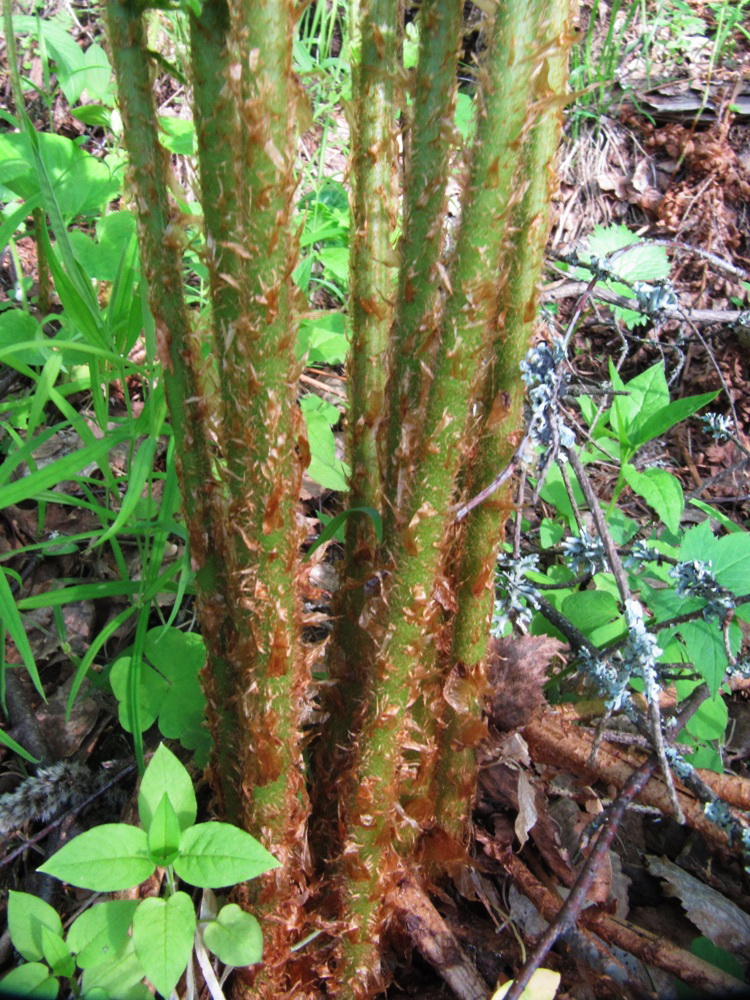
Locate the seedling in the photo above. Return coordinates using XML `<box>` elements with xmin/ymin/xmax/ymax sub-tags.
<box><xmin>0</xmin><ymin>745</ymin><xmax>277</xmax><ymax>999</ymax></box>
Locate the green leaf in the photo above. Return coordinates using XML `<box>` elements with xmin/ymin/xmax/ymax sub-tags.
<box><xmin>0</xmin><ymin>132</ymin><xmax>119</xmax><ymax>220</ymax></box>
<box><xmin>318</xmin><ymin>246</ymin><xmax>349</xmax><ymax>286</ymax></box>
<box><xmin>147</xmin><ymin>793</ymin><xmax>182</xmax><ymax>866</ymax></box>
<box><xmin>561</xmin><ymin>590</ymin><xmax>620</xmax><ymax>634</ymax></box>
<box><xmin>623</xmin><ymin>465</ymin><xmax>684</xmax><ymax>534</ymax></box>
<box><xmin>684</xmin><ymin>746</ymin><xmax>723</xmax><ymax>773</ymax></box>
<box><xmin>634</xmin><ymin>391</ymin><xmax>718</xmax><ymax>446</ymax></box>
<box><xmin>41</xmin><ymin>925</ymin><xmax>74</xmax><ymax>979</ymax></box>
<box><xmin>7</xmin><ymin>891</ymin><xmax>62</xmax><ymax>962</ymax></box>
<box><xmin>174</xmin><ymin>823</ymin><xmax>280</xmax><ymax>888</ymax></box>
<box><xmin>0</xmin><ymin>726</ymin><xmax>38</xmax><ymax>763</ymax></box>
<box><xmin>710</xmin><ymin>532</ymin><xmax>750</xmax><ymax>595</ymax></box>
<box><xmin>0</xmin><ymin>963</ymin><xmax>58</xmax><ymax>999</ymax></box>
<box><xmin>296</xmin><ymin>311</ymin><xmax>349</xmax><ymax>365</ymax></box>
<box><xmin>539</xmin><ymin>518</ymin><xmax>564</xmax><ymax>548</ymax></box>
<box><xmin>689</xmin><ymin>499</ymin><xmax>745</xmax><ymax>535</ymax></box>
<box><xmin>300</xmin><ymin>395</ymin><xmax>349</xmax><ymax>491</ymax></box>
<box><xmin>538</xmin><ymin>462</ymin><xmax>586</xmax><ymax>524</ymax></box>
<box><xmin>69</xmin><ymin>104</ymin><xmax>112</xmax><ymax>128</ymax></box>
<box><xmin>109</xmin><ymin>653</ymin><xmax>169</xmax><ymax>734</ymax></box>
<box><xmin>679</xmin><ymin>519</ymin><xmax>719</xmax><ymax>564</ymax></box>
<box><xmin>678</xmin><ymin>619</ymin><xmax>737</xmax><ymax>697</ymax></box>
<box><xmin>69</xmin><ymin>210</ymin><xmax>137</xmax><ymax>283</ymax></box>
<box><xmin>95</xmin><ymin>436</ymin><xmax>159</xmax><ymax>548</ymax></box>
<box><xmin>158</xmin><ymin>116</ymin><xmax>196</xmax><ymax>155</ymax></box>
<box><xmin>579</xmin><ymin>224</ymin><xmax>669</xmax><ymax>329</ymax></box>
<box><xmin>304</xmin><ymin>506</ymin><xmax>382</xmax><ymax>561</ymax></box>
<box><xmin>0</xmin><ymin>427</ymin><xmax>131</xmax><ymax>507</ymax></box>
<box><xmin>39</xmin><ymin>824</ymin><xmax>154</xmax><ymax>891</ymax></box>
<box><xmin>37</xmin><ymin>20</ymin><xmax>88</xmax><ymax>104</ymax></box>
<box><xmin>138</xmin><ymin>742</ymin><xmax>198</xmax><ymax>833</ymax></box>
<box><xmin>81</xmin><ymin>938</ymin><xmax>147</xmax><ymax>998</ymax></box>
<box><xmin>690</xmin><ymin>936</ymin><xmax>744</xmax><ymax>981</ymax></box>
<box><xmin>202</xmin><ymin>904</ymin><xmax>263</xmax><ymax>967</ymax></box>
<box><xmin>141</xmin><ymin>629</ymin><xmax>210</xmax><ymax>762</ymax></box>
<box><xmin>67</xmin><ymin>900</ymin><xmax>139</xmax><ymax>969</ymax></box>
<box><xmin>610</xmin><ymin>360</ymin><xmax>670</xmax><ymax>448</ymax></box>
<box><xmin>0</xmin><ymin>569</ymin><xmax>44</xmax><ymax>699</ymax></box>
<box><xmin>685</xmin><ymin>692</ymin><xmax>729</xmax><ymax>743</ymax></box>
<box><xmin>132</xmin><ymin>893</ymin><xmax>195</xmax><ymax>998</ymax></box>
<box><xmin>82</xmin><ymin>41</ymin><xmax>113</xmax><ymax>103</ymax></box>
<box><xmin>0</xmin><ymin>310</ymin><xmax>49</xmax><ymax>368</ymax></box>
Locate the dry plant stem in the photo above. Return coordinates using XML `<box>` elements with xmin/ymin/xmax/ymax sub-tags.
<box><xmin>434</xmin><ymin>0</ymin><xmax>572</xmax><ymax>845</ymax></box>
<box><xmin>502</xmin><ymin>757</ymin><xmax>655</xmax><ymax>1000</ymax></box>
<box><xmin>524</xmin><ymin>702</ymin><xmax>739</xmax><ymax>857</ymax></box>
<box><xmin>339</xmin><ymin>6</ymin><xmax>554</xmax><ymax>988</ymax></box>
<box><xmin>494</xmin><ymin>849</ymin><xmax>749</xmax><ymax>997</ymax></box>
<box><xmin>566</xmin><ymin>446</ymin><xmax>682</xmax><ymax>821</ymax></box>
<box><xmin>389</xmin><ymin>875</ymin><xmax>489</xmax><ymax>1000</ymax></box>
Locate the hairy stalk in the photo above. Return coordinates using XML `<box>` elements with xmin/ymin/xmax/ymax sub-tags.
<box><xmin>190</xmin><ymin>0</ymin><xmax>237</xmax><ymax>365</ymax></box>
<box><xmin>111</xmin><ymin>0</ymin><xmax>310</xmax><ymax>975</ymax></box>
<box><xmin>198</xmin><ymin>0</ymin><xmax>310</xmax><ymax>965</ymax></box>
<box><xmin>339</xmin><ymin>4</ymin><xmax>551</xmax><ymax>988</ymax></box>
<box><xmin>346</xmin><ymin>0</ymin><xmax>398</xmax><ymax>527</ymax></box>
<box><xmin>105</xmin><ymin>1</ymin><xmax>217</xmax><ymax>629</ymax></box>
<box><xmin>185</xmin><ymin>0</ymin><xmax>246</xmax><ymax>827</ymax></box>
<box><xmin>314</xmin><ymin>0</ymin><xmax>399</xmax><ymax>853</ymax></box>
<box><xmin>435</xmin><ymin>0</ymin><xmax>573</xmax><ymax>843</ymax></box>
<box><xmin>380</xmin><ymin>0</ymin><xmax>463</xmax><ymax>547</ymax></box>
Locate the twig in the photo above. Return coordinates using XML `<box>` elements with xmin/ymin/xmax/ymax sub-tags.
<box><xmin>454</xmin><ymin>430</ymin><xmax>531</xmax><ymax>521</ymax></box>
<box><xmin>390</xmin><ymin>874</ymin><xmax>489</xmax><ymax>1000</ymax></box>
<box><xmin>505</xmin><ymin>686</ymin><xmax>712</xmax><ymax>1000</ymax></box>
<box><xmin>501</xmin><ymin>758</ymin><xmax>655</xmax><ymax>1000</ymax></box>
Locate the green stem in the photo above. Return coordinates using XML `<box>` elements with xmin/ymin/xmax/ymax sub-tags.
<box><xmin>313</xmin><ymin>0</ymin><xmax>399</xmax><ymax>856</ymax></box>
<box><xmin>105</xmin><ymin>0</ymin><xmax>216</xmax><ymax>554</ymax></box>
<box><xmin>338</xmin><ymin>2</ymin><xmax>552</xmax><ymax>986</ymax></box>
<box><xmin>435</xmin><ymin>0</ymin><xmax>574</xmax><ymax>843</ymax></box>
<box><xmin>380</xmin><ymin>0</ymin><xmax>463</xmax><ymax>549</ymax></box>
<box><xmin>190</xmin><ymin>0</ymin><xmax>310</xmax><ymax>978</ymax></box>
<box><xmin>32</xmin><ymin>207</ymin><xmax>50</xmax><ymax>315</ymax></box>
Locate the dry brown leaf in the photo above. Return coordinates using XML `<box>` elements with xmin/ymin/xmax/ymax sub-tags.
<box><xmin>487</xmin><ymin>635</ymin><xmax>565</xmax><ymax>731</ymax></box>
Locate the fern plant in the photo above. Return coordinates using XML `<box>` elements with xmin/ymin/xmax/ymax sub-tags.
<box><xmin>102</xmin><ymin>0</ymin><xmax>573</xmax><ymax>993</ymax></box>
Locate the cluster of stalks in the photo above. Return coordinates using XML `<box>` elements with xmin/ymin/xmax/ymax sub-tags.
<box><xmin>106</xmin><ymin>0</ymin><xmax>572</xmax><ymax>993</ymax></box>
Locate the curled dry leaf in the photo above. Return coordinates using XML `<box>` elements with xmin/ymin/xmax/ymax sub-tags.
<box><xmin>646</xmin><ymin>856</ymin><xmax>750</xmax><ymax>966</ymax></box>
<box><xmin>487</xmin><ymin>636</ymin><xmax>566</xmax><ymax>732</ymax></box>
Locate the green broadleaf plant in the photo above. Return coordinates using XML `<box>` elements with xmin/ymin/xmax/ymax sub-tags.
<box><xmin>498</xmin><ymin>351</ymin><xmax>744</xmax><ymax>771</ymax></box>
<box><xmin>0</xmin><ymin>745</ymin><xmax>278</xmax><ymax>999</ymax></box>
